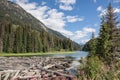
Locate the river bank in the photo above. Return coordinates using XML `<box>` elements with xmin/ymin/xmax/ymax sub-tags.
<box><xmin>0</xmin><ymin>56</ymin><xmax>77</xmax><ymax>80</ymax></box>
<box><xmin>0</xmin><ymin>51</ymin><xmax>75</xmax><ymax>57</ymax></box>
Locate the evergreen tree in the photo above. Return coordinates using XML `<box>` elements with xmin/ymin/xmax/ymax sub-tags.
<box><xmin>0</xmin><ymin>23</ymin><xmax>4</xmax><ymax>53</ymax></box>
<box><xmin>106</xmin><ymin>3</ymin><xmax>118</xmax><ymax>53</ymax></box>
<box><xmin>92</xmin><ymin>32</ymin><xmax>95</xmax><ymax>39</ymax></box>
<box><xmin>89</xmin><ymin>32</ymin><xmax>96</xmax><ymax>56</ymax></box>
<box><xmin>13</xmin><ymin>26</ymin><xmax>23</xmax><ymax>53</ymax></box>
<box><xmin>0</xmin><ymin>20</ymin><xmax>78</xmax><ymax>53</ymax></box>
<box><xmin>37</xmin><ymin>34</ymin><xmax>43</xmax><ymax>52</ymax></box>
<box><xmin>97</xmin><ymin>19</ymin><xmax>111</xmax><ymax>59</ymax></box>
<box><xmin>96</xmin><ymin>4</ymin><xmax>119</xmax><ymax>60</ymax></box>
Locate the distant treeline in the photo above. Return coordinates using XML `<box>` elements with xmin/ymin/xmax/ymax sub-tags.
<box><xmin>0</xmin><ymin>21</ymin><xmax>80</xmax><ymax>53</ymax></box>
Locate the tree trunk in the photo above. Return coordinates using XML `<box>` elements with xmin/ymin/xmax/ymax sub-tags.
<box><xmin>0</xmin><ymin>25</ymin><xmax>3</xmax><ymax>53</ymax></box>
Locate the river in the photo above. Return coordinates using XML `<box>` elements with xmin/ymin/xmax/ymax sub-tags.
<box><xmin>41</xmin><ymin>51</ymin><xmax>88</xmax><ymax>75</ymax></box>
<box><xmin>49</xmin><ymin>51</ymin><xmax>88</xmax><ymax>60</ymax></box>
<box><xmin>45</xmin><ymin>51</ymin><xmax>89</xmax><ymax>75</ymax></box>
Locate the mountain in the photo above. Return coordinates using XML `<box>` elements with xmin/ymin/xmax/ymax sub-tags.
<box><xmin>0</xmin><ymin>0</ymin><xmax>66</xmax><ymax>38</ymax></box>
<box><xmin>0</xmin><ymin>0</ymin><xmax>81</xmax><ymax>53</ymax></box>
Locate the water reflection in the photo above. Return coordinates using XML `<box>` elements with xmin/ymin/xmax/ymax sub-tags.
<box><xmin>50</xmin><ymin>51</ymin><xmax>88</xmax><ymax>60</ymax></box>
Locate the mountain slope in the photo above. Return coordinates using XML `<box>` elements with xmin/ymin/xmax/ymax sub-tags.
<box><xmin>0</xmin><ymin>0</ymin><xmax>81</xmax><ymax>53</ymax></box>
<box><xmin>0</xmin><ymin>0</ymin><xmax>66</xmax><ymax>38</ymax></box>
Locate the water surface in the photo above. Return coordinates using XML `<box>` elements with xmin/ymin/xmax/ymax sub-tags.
<box><xmin>48</xmin><ymin>51</ymin><xmax>88</xmax><ymax>60</ymax></box>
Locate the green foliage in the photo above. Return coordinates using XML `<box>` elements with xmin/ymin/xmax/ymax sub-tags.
<box><xmin>0</xmin><ymin>0</ymin><xmax>70</xmax><ymax>39</ymax></box>
<box><xmin>96</xmin><ymin>4</ymin><xmax>119</xmax><ymax>60</ymax></box>
<box><xmin>89</xmin><ymin>38</ymin><xmax>97</xmax><ymax>56</ymax></box>
<box><xmin>80</xmin><ymin>4</ymin><xmax>120</xmax><ymax>80</ymax></box>
<box><xmin>0</xmin><ymin>0</ymin><xmax>82</xmax><ymax>53</ymax></box>
<box><xmin>78</xmin><ymin>56</ymin><xmax>120</xmax><ymax>80</ymax></box>
<box><xmin>82</xmin><ymin>38</ymin><xmax>98</xmax><ymax>52</ymax></box>
<box><xmin>0</xmin><ymin>21</ymin><xmax>80</xmax><ymax>53</ymax></box>
<box><xmin>97</xmin><ymin>23</ymin><xmax>111</xmax><ymax>60</ymax></box>
<box><xmin>83</xmin><ymin>4</ymin><xmax>120</xmax><ymax>61</ymax></box>
<box><xmin>85</xmin><ymin>56</ymin><xmax>102</xmax><ymax>79</ymax></box>
<box><xmin>79</xmin><ymin>56</ymin><xmax>102</xmax><ymax>80</ymax></box>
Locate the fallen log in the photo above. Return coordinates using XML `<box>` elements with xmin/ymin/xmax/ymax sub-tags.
<box><xmin>43</xmin><ymin>64</ymin><xmax>56</xmax><ymax>69</ymax></box>
<box><xmin>12</xmin><ymin>70</ymin><xmax>20</xmax><ymax>79</ymax></box>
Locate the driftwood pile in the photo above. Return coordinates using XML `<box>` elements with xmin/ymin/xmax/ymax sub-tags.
<box><xmin>0</xmin><ymin>57</ymin><xmax>77</xmax><ymax>80</ymax></box>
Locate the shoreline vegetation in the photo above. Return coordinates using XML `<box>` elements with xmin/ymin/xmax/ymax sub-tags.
<box><xmin>0</xmin><ymin>51</ymin><xmax>75</xmax><ymax>57</ymax></box>
<box><xmin>78</xmin><ymin>4</ymin><xmax>120</xmax><ymax>80</ymax></box>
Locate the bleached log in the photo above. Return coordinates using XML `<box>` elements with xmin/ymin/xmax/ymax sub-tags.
<box><xmin>12</xmin><ymin>70</ymin><xmax>20</xmax><ymax>79</ymax></box>
<box><xmin>43</xmin><ymin>64</ymin><xmax>56</xmax><ymax>69</ymax></box>
<box><xmin>4</xmin><ymin>73</ymin><xmax>10</xmax><ymax>80</ymax></box>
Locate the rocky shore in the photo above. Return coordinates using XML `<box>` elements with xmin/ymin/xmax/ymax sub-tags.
<box><xmin>0</xmin><ymin>57</ymin><xmax>78</xmax><ymax>80</ymax></box>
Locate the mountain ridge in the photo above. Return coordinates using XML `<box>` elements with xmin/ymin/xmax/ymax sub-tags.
<box><xmin>0</xmin><ymin>0</ymin><xmax>66</xmax><ymax>39</ymax></box>
<box><xmin>0</xmin><ymin>0</ymin><xmax>81</xmax><ymax>53</ymax></box>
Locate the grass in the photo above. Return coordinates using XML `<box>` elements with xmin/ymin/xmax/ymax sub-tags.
<box><xmin>78</xmin><ymin>56</ymin><xmax>120</xmax><ymax>80</ymax></box>
<box><xmin>0</xmin><ymin>51</ymin><xmax>75</xmax><ymax>57</ymax></box>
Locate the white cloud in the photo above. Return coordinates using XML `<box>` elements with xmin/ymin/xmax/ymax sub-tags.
<box><xmin>57</xmin><ymin>0</ymin><xmax>76</xmax><ymax>11</ymax></box>
<box><xmin>71</xmin><ymin>27</ymin><xmax>96</xmax><ymax>40</ymax></box>
<box><xmin>66</xmin><ymin>16</ymin><xmax>84</xmax><ymax>23</ymax></box>
<box><xmin>97</xmin><ymin>6</ymin><xmax>107</xmax><ymax>16</ymax></box>
<box><xmin>73</xmin><ymin>31</ymin><xmax>87</xmax><ymax>39</ymax></box>
<box><xmin>83</xmin><ymin>27</ymin><xmax>96</xmax><ymax>33</ymax></box>
<box><xmin>113</xmin><ymin>0</ymin><xmax>120</xmax><ymax>3</ymax></box>
<box><xmin>59</xmin><ymin>4</ymin><xmax>73</xmax><ymax>11</ymax></box>
<box><xmin>97</xmin><ymin>6</ymin><xmax>120</xmax><ymax>17</ymax></box>
<box><xmin>41</xmin><ymin>1</ymin><xmax>46</xmax><ymax>5</ymax></box>
<box><xmin>59</xmin><ymin>0</ymin><xmax>76</xmax><ymax>4</ymax></box>
<box><xmin>93</xmin><ymin>0</ymin><xmax>97</xmax><ymax>3</ymax></box>
<box><xmin>15</xmin><ymin>0</ymin><xmax>37</xmax><ymax>10</ymax></box>
<box><xmin>12</xmin><ymin>0</ymin><xmax>90</xmax><ymax>44</ymax></box>
<box><xmin>114</xmin><ymin>8</ymin><xmax>120</xmax><ymax>13</ymax></box>
<box><xmin>13</xmin><ymin>0</ymin><xmax>84</xmax><ymax>37</ymax></box>
<box><xmin>81</xmin><ymin>39</ymin><xmax>90</xmax><ymax>44</ymax></box>
<box><xmin>97</xmin><ymin>6</ymin><xmax>103</xmax><ymax>11</ymax></box>
<box><xmin>16</xmin><ymin>0</ymin><xmax>28</xmax><ymax>3</ymax></box>
<box><xmin>69</xmin><ymin>27</ymin><xmax>96</xmax><ymax>44</ymax></box>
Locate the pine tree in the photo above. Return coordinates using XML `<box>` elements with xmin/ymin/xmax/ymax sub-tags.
<box><xmin>97</xmin><ymin>19</ymin><xmax>111</xmax><ymax>59</ymax></box>
<box><xmin>97</xmin><ymin>4</ymin><xmax>119</xmax><ymax>60</ymax></box>
<box><xmin>5</xmin><ymin>23</ymin><xmax>15</xmax><ymax>52</ymax></box>
<box><xmin>13</xmin><ymin>26</ymin><xmax>23</xmax><ymax>53</ymax></box>
<box><xmin>0</xmin><ymin>21</ymin><xmax>78</xmax><ymax>53</ymax></box>
<box><xmin>89</xmin><ymin>32</ymin><xmax>96</xmax><ymax>56</ymax></box>
<box><xmin>106</xmin><ymin>3</ymin><xmax>118</xmax><ymax>53</ymax></box>
<box><xmin>92</xmin><ymin>32</ymin><xmax>95</xmax><ymax>39</ymax></box>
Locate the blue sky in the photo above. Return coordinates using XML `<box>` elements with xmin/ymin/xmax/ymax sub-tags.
<box><xmin>9</xmin><ymin>0</ymin><xmax>120</xmax><ymax>44</ymax></box>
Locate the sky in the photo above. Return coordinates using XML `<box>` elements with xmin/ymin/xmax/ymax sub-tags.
<box><xmin>9</xmin><ymin>0</ymin><xmax>120</xmax><ymax>44</ymax></box>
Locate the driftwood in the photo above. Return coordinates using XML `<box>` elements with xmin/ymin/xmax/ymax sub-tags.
<box><xmin>43</xmin><ymin>62</ymin><xmax>68</xmax><ymax>69</ymax></box>
<box><xmin>0</xmin><ymin>57</ymin><xmax>77</xmax><ymax>80</ymax></box>
<box><xmin>0</xmin><ymin>69</ymin><xmax>76</xmax><ymax>80</ymax></box>
<box><xmin>43</xmin><ymin>64</ymin><xmax>56</xmax><ymax>69</ymax></box>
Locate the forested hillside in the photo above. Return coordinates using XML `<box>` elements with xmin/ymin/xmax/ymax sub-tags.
<box><xmin>0</xmin><ymin>0</ymin><xmax>81</xmax><ymax>53</ymax></box>
<box><xmin>0</xmin><ymin>20</ymin><xmax>81</xmax><ymax>53</ymax></box>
